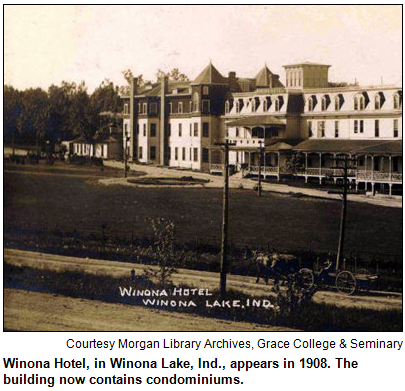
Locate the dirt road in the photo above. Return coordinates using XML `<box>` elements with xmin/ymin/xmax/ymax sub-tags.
<box><xmin>5</xmin><ymin>248</ymin><xmax>402</xmax><ymax>311</ymax></box>
<box><xmin>4</xmin><ymin>289</ymin><xmax>293</xmax><ymax>331</ymax></box>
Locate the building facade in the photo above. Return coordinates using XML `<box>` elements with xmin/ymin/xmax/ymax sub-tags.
<box><xmin>122</xmin><ymin>62</ymin><xmax>402</xmax><ymax>195</ymax></box>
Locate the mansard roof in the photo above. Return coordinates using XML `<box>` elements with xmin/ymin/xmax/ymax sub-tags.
<box><xmin>192</xmin><ymin>63</ymin><xmax>227</xmax><ymax>85</ymax></box>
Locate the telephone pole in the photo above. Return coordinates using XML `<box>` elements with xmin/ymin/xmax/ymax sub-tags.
<box><xmin>124</xmin><ymin>136</ymin><xmax>130</xmax><ymax>178</ymax></box>
<box><xmin>215</xmin><ymin>140</ymin><xmax>236</xmax><ymax>296</ymax></box>
<box><xmin>328</xmin><ymin>156</ymin><xmax>360</xmax><ymax>271</ymax></box>
<box><xmin>257</xmin><ymin>141</ymin><xmax>264</xmax><ymax>197</ymax></box>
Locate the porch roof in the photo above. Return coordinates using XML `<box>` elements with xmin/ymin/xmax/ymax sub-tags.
<box><xmin>293</xmin><ymin>139</ymin><xmax>402</xmax><ymax>155</ymax></box>
<box><xmin>225</xmin><ymin>115</ymin><xmax>286</xmax><ymax>128</ymax></box>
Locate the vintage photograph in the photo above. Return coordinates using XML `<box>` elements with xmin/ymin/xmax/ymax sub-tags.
<box><xmin>3</xmin><ymin>5</ymin><xmax>402</xmax><ymax>331</ymax></box>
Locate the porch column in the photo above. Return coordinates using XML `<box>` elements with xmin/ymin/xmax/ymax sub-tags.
<box><xmin>389</xmin><ymin>155</ymin><xmax>392</xmax><ymax>182</ymax></box>
<box><xmin>371</xmin><ymin>155</ymin><xmax>374</xmax><ymax>181</ymax></box>
<box><xmin>319</xmin><ymin>152</ymin><xmax>322</xmax><ymax>184</ymax></box>
<box><xmin>305</xmin><ymin>152</ymin><xmax>308</xmax><ymax>183</ymax></box>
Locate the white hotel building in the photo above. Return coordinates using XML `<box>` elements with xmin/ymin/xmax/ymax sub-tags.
<box><xmin>122</xmin><ymin>62</ymin><xmax>402</xmax><ymax>195</ymax></box>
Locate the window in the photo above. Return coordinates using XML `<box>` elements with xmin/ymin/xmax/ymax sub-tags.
<box><xmin>189</xmin><ymin>148</ymin><xmax>192</xmax><ymax>161</ymax></box>
<box><xmin>193</xmin><ymin>92</ymin><xmax>199</xmax><ymax>112</ymax></box>
<box><xmin>150</xmin><ymin>123</ymin><xmax>156</xmax><ymax>137</ymax></box>
<box><xmin>124</xmin><ymin>123</ymin><xmax>128</xmax><ymax>137</ymax></box>
<box><xmin>236</xmin><ymin>127</ymin><xmax>239</xmax><ymax>137</ymax></box>
<box><xmin>124</xmin><ymin>103</ymin><xmax>129</xmax><ymax>114</ymax></box>
<box><xmin>321</xmin><ymin>97</ymin><xmax>327</xmax><ymax>111</ymax></box>
<box><xmin>275</xmin><ymin>98</ymin><xmax>280</xmax><ymax>112</ymax></box>
<box><xmin>202</xmin><ymin>122</ymin><xmax>209</xmax><ymax>137</ymax></box>
<box><xmin>318</xmin><ymin>121</ymin><xmax>325</xmax><ymax>138</ymax></box>
<box><xmin>194</xmin><ymin>123</ymin><xmax>199</xmax><ymax>137</ymax></box>
<box><xmin>202</xmin><ymin>148</ymin><xmax>209</xmax><ymax>163</ymax></box>
<box><xmin>202</xmin><ymin>100</ymin><xmax>210</xmax><ymax>114</ymax></box>
<box><xmin>360</xmin><ymin>120</ymin><xmax>364</xmax><ymax>133</ymax></box>
<box><xmin>175</xmin><ymin>147</ymin><xmax>178</xmax><ymax>160</ymax></box>
<box><xmin>179</xmin><ymin>123</ymin><xmax>182</xmax><ymax>137</ymax></box>
<box><xmin>308</xmin><ymin>97</ymin><xmax>313</xmax><ymax>112</ymax></box>
<box><xmin>308</xmin><ymin>121</ymin><xmax>313</xmax><ymax>137</ymax></box>
<box><xmin>137</xmin><ymin>103</ymin><xmax>141</xmax><ymax>113</ymax></box>
<box><xmin>178</xmin><ymin>102</ymin><xmax>183</xmax><ymax>114</ymax></box>
<box><xmin>225</xmin><ymin>101</ymin><xmax>230</xmax><ymax>114</ymax></box>
<box><xmin>334</xmin><ymin>96</ymin><xmax>340</xmax><ymax>111</ymax></box>
<box><xmin>335</xmin><ymin>121</ymin><xmax>339</xmax><ymax>138</ymax></box>
<box><xmin>374</xmin><ymin>157</ymin><xmax>380</xmax><ymax>172</ymax></box>
<box><xmin>143</xmin><ymin>103</ymin><xmax>147</xmax><ymax>114</ymax></box>
<box><xmin>394</xmin><ymin>93</ymin><xmax>401</xmax><ymax>109</ymax></box>
<box><xmin>139</xmin><ymin>147</ymin><xmax>143</xmax><ymax>159</ymax></box>
<box><xmin>143</xmin><ymin>124</ymin><xmax>146</xmax><ymax>136</ymax></box>
<box><xmin>359</xmin><ymin>96</ymin><xmax>365</xmax><ymax>110</ymax></box>
<box><xmin>168</xmin><ymin>123</ymin><xmax>171</xmax><ymax>137</ymax></box>
<box><xmin>189</xmin><ymin>101</ymin><xmax>193</xmax><ymax>112</ymax></box>
<box><xmin>375</xmin><ymin>120</ymin><xmax>379</xmax><ymax>137</ymax></box>
<box><xmin>354</xmin><ymin>97</ymin><xmax>358</xmax><ymax>111</ymax></box>
<box><xmin>136</xmin><ymin>124</ymin><xmax>139</xmax><ymax>135</ymax></box>
<box><xmin>150</xmin><ymin>102</ymin><xmax>157</xmax><ymax>114</ymax></box>
<box><xmin>354</xmin><ymin>120</ymin><xmax>358</xmax><ymax>134</ymax></box>
<box><xmin>150</xmin><ymin>146</ymin><xmax>156</xmax><ymax>160</ymax></box>
<box><xmin>189</xmin><ymin>123</ymin><xmax>192</xmax><ymax>137</ymax></box>
<box><xmin>182</xmin><ymin>147</ymin><xmax>186</xmax><ymax>161</ymax></box>
<box><xmin>375</xmin><ymin>95</ymin><xmax>381</xmax><ymax>110</ymax></box>
<box><xmin>202</xmin><ymin>86</ymin><xmax>209</xmax><ymax>95</ymax></box>
<box><xmin>236</xmin><ymin>101</ymin><xmax>240</xmax><ymax>113</ymax></box>
<box><xmin>169</xmin><ymin>102</ymin><xmax>173</xmax><ymax>114</ymax></box>
<box><xmin>394</xmin><ymin>119</ymin><xmax>399</xmax><ymax>137</ymax></box>
<box><xmin>193</xmin><ymin>148</ymin><xmax>198</xmax><ymax>162</ymax></box>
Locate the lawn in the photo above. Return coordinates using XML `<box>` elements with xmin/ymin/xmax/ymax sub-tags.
<box><xmin>4</xmin><ymin>169</ymin><xmax>402</xmax><ymax>265</ymax></box>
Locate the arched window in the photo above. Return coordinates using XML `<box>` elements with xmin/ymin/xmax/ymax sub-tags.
<box><xmin>308</xmin><ymin>97</ymin><xmax>314</xmax><ymax>112</ymax></box>
<box><xmin>321</xmin><ymin>97</ymin><xmax>328</xmax><ymax>111</ymax></box>
<box><xmin>359</xmin><ymin>95</ymin><xmax>365</xmax><ymax>110</ymax></box>
<box><xmin>225</xmin><ymin>101</ymin><xmax>230</xmax><ymax>114</ymax></box>
<box><xmin>375</xmin><ymin>94</ymin><xmax>381</xmax><ymax>110</ymax></box>
<box><xmin>393</xmin><ymin>93</ymin><xmax>402</xmax><ymax>109</ymax></box>
<box><xmin>334</xmin><ymin>96</ymin><xmax>340</xmax><ymax>111</ymax></box>
<box><xmin>354</xmin><ymin>96</ymin><xmax>359</xmax><ymax>110</ymax></box>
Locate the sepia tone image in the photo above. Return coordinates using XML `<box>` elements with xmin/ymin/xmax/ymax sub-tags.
<box><xmin>3</xmin><ymin>5</ymin><xmax>402</xmax><ymax>331</ymax></box>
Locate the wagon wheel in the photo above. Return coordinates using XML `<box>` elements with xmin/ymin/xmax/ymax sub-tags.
<box><xmin>335</xmin><ymin>271</ymin><xmax>357</xmax><ymax>295</ymax></box>
<box><xmin>298</xmin><ymin>268</ymin><xmax>315</xmax><ymax>290</ymax></box>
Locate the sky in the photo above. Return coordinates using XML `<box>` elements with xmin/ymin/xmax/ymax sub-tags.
<box><xmin>4</xmin><ymin>5</ymin><xmax>403</xmax><ymax>92</ymax></box>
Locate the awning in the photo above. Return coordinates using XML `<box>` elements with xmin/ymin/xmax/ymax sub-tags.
<box><xmin>293</xmin><ymin>139</ymin><xmax>402</xmax><ymax>155</ymax></box>
<box><xmin>226</xmin><ymin>115</ymin><xmax>286</xmax><ymax>127</ymax></box>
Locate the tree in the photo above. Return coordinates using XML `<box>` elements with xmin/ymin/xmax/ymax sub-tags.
<box><xmin>156</xmin><ymin>68</ymin><xmax>189</xmax><ymax>82</ymax></box>
<box><xmin>4</xmin><ymin>86</ymin><xmax>22</xmax><ymax>146</ymax></box>
<box><xmin>146</xmin><ymin>217</ymin><xmax>179</xmax><ymax>285</ymax></box>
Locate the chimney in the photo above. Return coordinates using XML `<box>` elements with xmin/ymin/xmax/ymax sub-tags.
<box><xmin>228</xmin><ymin>71</ymin><xmax>238</xmax><ymax>92</ymax></box>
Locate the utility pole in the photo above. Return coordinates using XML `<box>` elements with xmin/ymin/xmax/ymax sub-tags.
<box><xmin>257</xmin><ymin>141</ymin><xmax>264</xmax><ymax>197</ymax></box>
<box><xmin>124</xmin><ymin>136</ymin><xmax>130</xmax><ymax>178</ymax></box>
<box><xmin>328</xmin><ymin>156</ymin><xmax>360</xmax><ymax>271</ymax></box>
<box><xmin>215</xmin><ymin>140</ymin><xmax>236</xmax><ymax>296</ymax></box>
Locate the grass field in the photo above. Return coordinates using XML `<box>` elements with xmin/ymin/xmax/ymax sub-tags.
<box><xmin>4</xmin><ymin>167</ymin><xmax>402</xmax><ymax>262</ymax></box>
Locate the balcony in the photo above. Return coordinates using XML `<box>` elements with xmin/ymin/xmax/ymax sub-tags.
<box><xmin>357</xmin><ymin>171</ymin><xmax>402</xmax><ymax>183</ymax></box>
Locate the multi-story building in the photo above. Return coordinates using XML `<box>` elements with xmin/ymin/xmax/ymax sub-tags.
<box><xmin>122</xmin><ymin>61</ymin><xmax>402</xmax><ymax>195</ymax></box>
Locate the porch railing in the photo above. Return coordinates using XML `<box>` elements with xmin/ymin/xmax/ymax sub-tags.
<box><xmin>210</xmin><ymin>163</ymin><xmax>224</xmax><ymax>173</ymax></box>
<box><xmin>249</xmin><ymin>165</ymin><xmax>279</xmax><ymax>174</ymax></box>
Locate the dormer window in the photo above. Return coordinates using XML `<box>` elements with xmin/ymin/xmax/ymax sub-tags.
<box><xmin>202</xmin><ymin>86</ymin><xmax>209</xmax><ymax>95</ymax></box>
<box><xmin>225</xmin><ymin>101</ymin><xmax>230</xmax><ymax>114</ymax></box>
<box><xmin>321</xmin><ymin>95</ymin><xmax>330</xmax><ymax>111</ymax></box>
<box><xmin>124</xmin><ymin>103</ymin><xmax>129</xmax><ymax>114</ymax></box>
<box><xmin>393</xmin><ymin>92</ymin><xmax>402</xmax><ymax>109</ymax></box>
<box><xmin>150</xmin><ymin>102</ymin><xmax>157</xmax><ymax>115</ymax></box>
<box><xmin>375</xmin><ymin>94</ymin><xmax>381</xmax><ymax>110</ymax></box>
<box><xmin>193</xmin><ymin>92</ymin><xmax>200</xmax><ymax>112</ymax></box>
<box><xmin>308</xmin><ymin>97</ymin><xmax>314</xmax><ymax>112</ymax></box>
<box><xmin>275</xmin><ymin>96</ymin><xmax>283</xmax><ymax>112</ymax></box>
<box><xmin>142</xmin><ymin>103</ymin><xmax>147</xmax><ymax>114</ymax></box>
<box><xmin>178</xmin><ymin>102</ymin><xmax>183</xmax><ymax>114</ymax></box>
<box><xmin>168</xmin><ymin>102</ymin><xmax>173</xmax><ymax>114</ymax></box>
<box><xmin>334</xmin><ymin>95</ymin><xmax>343</xmax><ymax>111</ymax></box>
<box><xmin>236</xmin><ymin>101</ymin><xmax>240</xmax><ymax>113</ymax></box>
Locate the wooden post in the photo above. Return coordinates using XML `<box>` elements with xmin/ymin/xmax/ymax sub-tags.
<box><xmin>124</xmin><ymin>136</ymin><xmax>129</xmax><ymax>178</ymax></box>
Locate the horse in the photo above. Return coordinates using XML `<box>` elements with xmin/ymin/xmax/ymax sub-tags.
<box><xmin>245</xmin><ymin>248</ymin><xmax>301</xmax><ymax>289</ymax></box>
